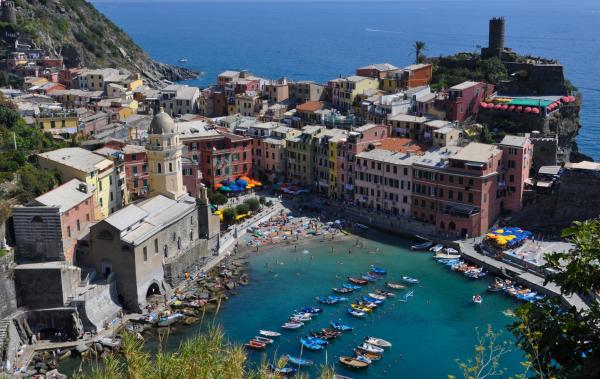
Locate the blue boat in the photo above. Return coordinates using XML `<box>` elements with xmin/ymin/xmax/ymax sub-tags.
<box><xmin>343</xmin><ymin>284</ymin><xmax>362</xmax><ymax>290</ymax></box>
<box><xmin>267</xmin><ymin>364</ymin><xmax>297</xmax><ymax>376</ymax></box>
<box><xmin>300</xmin><ymin>307</ymin><xmax>323</xmax><ymax>314</ymax></box>
<box><xmin>316</xmin><ymin>297</ymin><xmax>338</xmax><ymax>305</ymax></box>
<box><xmin>347</xmin><ymin>308</ymin><xmax>367</xmax><ymax>318</ymax></box>
<box><xmin>328</xmin><ymin>295</ymin><xmax>348</xmax><ymax>302</ymax></box>
<box><xmin>300</xmin><ymin>338</ymin><xmax>325</xmax><ymax>350</ymax></box>
<box><xmin>370</xmin><ymin>266</ymin><xmax>387</xmax><ymax>275</ymax></box>
<box><xmin>330</xmin><ymin>321</ymin><xmax>353</xmax><ymax>331</ymax></box>
<box><xmin>362</xmin><ymin>296</ymin><xmax>384</xmax><ymax>304</ymax></box>
<box><xmin>286</xmin><ymin>355</ymin><xmax>314</xmax><ymax>366</ymax></box>
<box><xmin>306</xmin><ymin>336</ymin><xmax>329</xmax><ymax>345</ymax></box>
<box><xmin>361</xmin><ymin>274</ymin><xmax>380</xmax><ymax>282</ymax></box>
<box><xmin>402</xmin><ymin>276</ymin><xmax>419</xmax><ymax>284</ymax></box>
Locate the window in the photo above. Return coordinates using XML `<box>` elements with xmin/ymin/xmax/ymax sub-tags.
<box><xmin>509</xmin><ymin>174</ymin><xmax>514</xmax><ymax>183</ymax></box>
<box><xmin>154</xmin><ymin>239</ymin><xmax>159</xmax><ymax>254</ymax></box>
<box><xmin>143</xmin><ymin>247</ymin><xmax>148</xmax><ymax>262</ymax></box>
<box><xmin>67</xmin><ymin>226</ymin><xmax>71</xmax><ymax>238</ymax></box>
<box><xmin>458</xmin><ymin>192</ymin><xmax>463</xmax><ymax>201</ymax></box>
<box><xmin>164</xmin><ymin>245</ymin><xmax>168</xmax><ymax>258</ymax></box>
<box><xmin>131</xmin><ymin>154</ymin><xmax>137</xmax><ymax>161</ymax></box>
<box><xmin>76</xmin><ymin>220</ymin><xmax>81</xmax><ymax>231</ymax></box>
<box><xmin>133</xmin><ymin>166</ymin><xmax>138</xmax><ymax>174</ymax></box>
<box><xmin>468</xmin><ymin>193</ymin><xmax>473</xmax><ymax>203</ymax></box>
<box><xmin>169</xmin><ymin>162</ymin><xmax>173</xmax><ymax>172</ymax></box>
<box><xmin>157</xmin><ymin>163</ymin><xmax>162</xmax><ymax>173</ymax></box>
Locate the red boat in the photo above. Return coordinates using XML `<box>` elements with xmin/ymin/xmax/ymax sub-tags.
<box><xmin>244</xmin><ymin>340</ymin><xmax>266</xmax><ymax>350</ymax></box>
<box><xmin>348</xmin><ymin>277</ymin><xmax>368</xmax><ymax>285</ymax></box>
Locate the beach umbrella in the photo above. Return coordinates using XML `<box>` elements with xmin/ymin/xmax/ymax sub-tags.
<box><xmin>561</xmin><ymin>96</ymin><xmax>569</xmax><ymax>103</ymax></box>
<box><xmin>531</xmin><ymin>107</ymin><xmax>540</xmax><ymax>114</ymax></box>
<box><xmin>236</xmin><ymin>179</ymin><xmax>248</xmax><ymax>188</ymax></box>
<box><xmin>501</xmin><ymin>104</ymin><xmax>509</xmax><ymax>111</ymax></box>
<box><xmin>569</xmin><ymin>96</ymin><xmax>576</xmax><ymax>102</ymax></box>
<box><xmin>480</xmin><ymin>102</ymin><xmax>487</xmax><ymax>108</ymax></box>
<box><xmin>515</xmin><ymin>106</ymin><xmax>523</xmax><ymax>113</ymax></box>
<box><xmin>494</xmin><ymin>104</ymin><xmax>502</xmax><ymax>110</ymax></box>
<box><xmin>239</xmin><ymin>176</ymin><xmax>251</xmax><ymax>182</ymax></box>
<box><xmin>214</xmin><ymin>183</ymin><xmax>223</xmax><ymax>189</ymax></box>
<box><xmin>524</xmin><ymin>107</ymin><xmax>532</xmax><ymax>113</ymax></box>
<box><xmin>219</xmin><ymin>186</ymin><xmax>232</xmax><ymax>192</ymax></box>
<box><xmin>508</xmin><ymin>105</ymin><xmax>515</xmax><ymax>112</ymax></box>
<box><xmin>221</xmin><ymin>179</ymin><xmax>232</xmax><ymax>186</ymax></box>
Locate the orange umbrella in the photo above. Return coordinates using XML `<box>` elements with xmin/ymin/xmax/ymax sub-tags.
<box><xmin>214</xmin><ymin>183</ymin><xmax>223</xmax><ymax>189</ymax></box>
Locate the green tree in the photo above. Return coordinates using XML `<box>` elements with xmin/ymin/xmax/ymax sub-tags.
<box><xmin>479</xmin><ymin>125</ymin><xmax>495</xmax><ymax>144</ymax></box>
<box><xmin>244</xmin><ymin>198</ymin><xmax>260</xmax><ymax>212</ymax></box>
<box><xmin>508</xmin><ymin>219</ymin><xmax>600</xmax><ymax>379</ymax></box>
<box><xmin>236</xmin><ymin>203</ymin><xmax>249</xmax><ymax>215</ymax></box>
<box><xmin>222</xmin><ymin>208</ymin><xmax>236</xmax><ymax>224</ymax></box>
<box><xmin>414</xmin><ymin>41</ymin><xmax>427</xmax><ymax>64</ymax></box>
<box><xmin>481</xmin><ymin>57</ymin><xmax>508</xmax><ymax>84</ymax></box>
<box><xmin>208</xmin><ymin>191</ymin><xmax>228</xmax><ymax>206</ymax></box>
<box><xmin>15</xmin><ymin>164</ymin><xmax>59</xmax><ymax>203</ymax></box>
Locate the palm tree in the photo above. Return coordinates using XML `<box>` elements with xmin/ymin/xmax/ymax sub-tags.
<box><xmin>413</xmin><ymin>41</ymin><xmax>427</xmax><ymax>64</ymax></box>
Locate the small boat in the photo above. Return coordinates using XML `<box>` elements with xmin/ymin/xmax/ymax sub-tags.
<box><xmin>354</xmin><ymin>347</ymin><xmax>381</xmax><ymax>361</ymax></box>
<box><xmin>433</xmin><ymin>252</ymin><xmax>461</xmax><ymax>260</ymax></box>
<box><xmin>351</xmin><ymin>304</ymin><xmax>372</xmax><ymax>312</ymax></box>
<box><xmin>386</xmin><ymin>282</ymin><xmax>405</xmax><ymax>290</ymax></box>
<box><xmin>254</xmin><ymin>336</ymin><xmax>274</xmax><ymax>345</ymax></box>
<box><xmin>339</xmin><ymin>356</ymin><xmax>369</xmax><ymax>369</ymax></box>
<box><xmin>472</xmin><ymin>295</ymin><xmax>483</xmax><ymax>304</ymax></box>
<box><xmin>245</xmin><ymin>340</ymin><xmax>266</xmax><ymax>350</ymax></box>
<box><xmin>362</xmin><ymin>274</ymin><xmax>381</xmax><ymax>282</ymax></box>
<box><xmin>355</xmin><ymin>223</ymin><xmax>369</xmax><ymax>230</ymax></box>
<box><xmin>367</xmin><ymin>293</ymin><xmax>386</xmax><ymax>300</ymax></box>
<box><xmin>259</xmin><ymin>330</ymin><xmax>281</xmax><ymax>337</ymax></box>
<box><xmin>329</xmin><ymin>296</ymin><xmax>348</xmax><ymax>302</ymax></box>
<box><xmin>375</xmin><ymin>290</ymin><xmax>395</xmax><ymax>297</ymax></box>
<box><xmin>370</xmin><ymin>266</ymin><xmax>387</xmax><ymax>275</ymax></box>
<box><xmin>282</xmin><ymin>322</ymin><xmax>304</xmax><ymax>330</ymax></box>
<box><xmin>286</xmin><ymin>355</ymin><xmax>314</xmax><ymax>366</ymax></box>
<box><xmin>305</xmin><ymin>336</ymin><xmax>329</xmax><ymax>345</ymax></box>
<box><xmin>343</xmin><ymin>284</ymin><xmax>362</xmax><ymax>290</ymax></box>
<box><xmin>365</xmin><ymin>336</ymin><xmax>392</xmax><ymax>348</ymax></box>
<box><xmin>348</xmin><ymin>277</ymin><xmax>368</xmax><ymax>285</ymax></box>
<box><xmin>300</xmin><ymin>338</ymin><xmax>325</xmax><ymax>350</ymax></box>
<box><xmin>362</xmin><ymin>296</ymin><xmax>383</xmax><ymax>305</ymax></box>
<box><xmin>402</xmin><ymin>276</ymin><xmax>419</xmax><ymax>284</ymax></box>
<box><xmin>291</xmin><ymin>313</ymin><xmax>312</xmax><ymax>321</ymax></box>
<box><xmin>445</xmin><ymin>247</ymin><xmax>459</xmax><ymax>254</ymax></box>
<box><xmin>178</xmin><ymin>58</ymin><xmax>188</xmax><ymax>63</ymax></box>
<box><xmin>316</xmin><ymin>296</ymin><xmax>339</xmax><ymax>305</ymax></box>
<box><xmin>358</xmin><ymin>342</ymin><xmax>384</xmax><ymax>353</ymax></box>
<box><xmin>290</xmin><ymin>315</ymin><xmax>310</xmax><ymax>323</ymax></box>
<box><xmin>411</xmin><ymin>241</ymin><xmax>433</xmax><ymax>251</ymax></box>
<box><xmin>96</xmin><ymin>337</ymin><xmax>121</xmax><ymax>348</ymax></box>
<box><xmin>300</xmin><ymin>306</ymin><xmax>323</xmax><ymax>314</ymax></box>
<box><xmin>267</xmin><ymin>364</ymin><xmax>297</xmax><ymax>377</ymax></box>
<box><xmin>430</xmin><ymin>244</ymin><xmax>444</xmax><ymax>253</ymax></box>
<box><xmin>157</xmin><ymin>312</ymin><xmax>184</xmax><ymax>327</ymax></box>
<box><xmin>347</xmin><ymin>308</ymin><xmax>367</xmax><ymax>318</ymax></box>
<box><xmin>356</xmin><ymin>300</ymin><xmax>378</xmax><ymax>309</ymax></box>
<box><xmin>330</xmin><ymin>321</ymin><xmax>353</xmax><ymax>331</ymax></box>
<box><xmin>333</xmin><ymin>287</ymin><xmax>354</xmax><ymax>294</ymax></box>
<box><xmin>320</xmin><ymin>328</ymin><xmax>342</xmax><ymax>337</ymax></box>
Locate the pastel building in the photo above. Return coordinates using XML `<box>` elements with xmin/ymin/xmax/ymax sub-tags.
<box><xmin>354</xmin><ymin>149</ymin><xmax>416</xmax><ymax>216</ymax></box>
<box><xmin>38</xmin><ymin>147</ymin><xmax>121</xmax><ymax>219</ymax></box>
<box><xmin>331</xmin><ymin>76</ymin><xmax>379</xmax><ymax>112</ymax></box>
<box><xmin>435</xmin><ymin>81</ymin><xmax>494</xmax><ymax>122</ymax></box>
<box><xmin>123</xmin><ymin>144</ymin><xmax>149</xmax><ymax>198</ymax></box>
<box><xmin>497</xmin><ymin>135</ymin><xmax>533</xmax><ymax>212</ymax></box>
<box><xmin>285</xmin><ymin>125</ymin><xmax>323</xmax><ymax>186</ymax></box>
<box><xmin>12</xmin><ymin>179</ymin><xmax>95</xmax><ymax>264</ymax></box>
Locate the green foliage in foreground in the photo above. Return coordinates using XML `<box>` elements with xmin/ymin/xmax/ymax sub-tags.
<box><xmin>76</xmin><ymin>325</ymin><xmax>335</xmax><ymax>379</ymax></box>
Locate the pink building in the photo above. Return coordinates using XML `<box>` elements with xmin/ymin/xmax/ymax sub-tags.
<box><xmin>497</xmin><ymin>135</ymin><xmax>533</xmax><ymax>212</ymax></box>
<box><xmin>182</xmin><ymin>157</ymin><xmax>203</xmax><ymax>197</ymax></box>
<box><xmin>12</xmin><ymin>179</ymin><xmax>96</xmax><ymax>264</ymax></box>
<box><xmin>354</xmin><ymin>149</ymin><xmax>415</xmax><ymax>216</ymax></box>
<box><xmin>122</xmin><ymin>145</ymin><xmax>149</xmax><ymax>198</ymax></box>
<box><xmin>337</xmin><ymin>124</ymin><xmax>390</xmax><ymax>201</ymax></box>
<box><xmin>436</xmin><ymin>81</ymin><xmax>494</xmax><ymax>122</ymax></box>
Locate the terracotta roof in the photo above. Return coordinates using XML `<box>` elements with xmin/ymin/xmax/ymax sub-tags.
<box><xmin>296</xmin><ymin>101</ymin><xmax>323</xmax><ymax>113</ymax></box>
<box><xmin>375</xmin><ymin>138</ymin><xmax>426</xmax><ymax>155</ymax></box>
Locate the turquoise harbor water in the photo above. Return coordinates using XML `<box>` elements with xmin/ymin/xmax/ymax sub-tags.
<box><xmin>145</xmin><ymin>233</ymin><xmax>523</xmax><ymax>378</ymax></box>
<box><xmin>94</xmin><ymin>0</ymin><xmax>600</xmax><ymax>161</ymax></box>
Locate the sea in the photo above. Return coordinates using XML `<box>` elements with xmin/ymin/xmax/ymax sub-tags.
<box><xmin>93</xmin><ymin>0</ymin><xmax>600</xmax><ymax>161</ymax></box>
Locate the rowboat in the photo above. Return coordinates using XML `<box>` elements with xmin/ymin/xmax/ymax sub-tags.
<box><xmin>305</xmin><ymin>336</ymin><xmax>329</xmax><ymax>345</ymax></box>
<box><xmin>356</xmin><ymin>300</ymin><xmax>378</xmax><ymax>309</ymax></box>
<box><xmin>286</xmin><ymin>355</ymin><xmax>313</xmax><ymax>366</ymax></box>
<box><xmin>370</xmin><ymin>266</ymin><xmax>387</xmax><ymax>275</ymax></box>
<box><xmin>348</xmin><ymin>277</ymin><xmax>368</xmax><ymax>285</ymax></box>
<box><xmin>385</xmin><ymin>282</ymin><xmax>405</xmax><ymax>290</ymax></box>
<box><xmin>300</xmin><ymin>306</ymin><xmax>323</xmax><ymax>314</ymax></box>
<box><xmin>347</xmin><ymin>308</ymin><xmax>367</xmax><ymax>318</ymax></box>
<box><xmin>316</xmin><ymin>297</ymin><xmax>338</xmax><ymax>305</ymax></box>
<box><xmin>333</xmin><ymin>287</ymin><xmax>354</xmax><ymax>294</ymax></box>
<box><xmin>472</xmin><ymin>295</ymin><xmax>483</xmax><ymax>304</ymax></box>
<box><xmin>253</xmin><ymin>336</ymin><xmax>274</xmax><ymax>344</ymax></box>
<box><xmin>365</xmin><ymin>336</ymin><xmax>392</xmax><ymax>348</ymax></box>
<box><xmin>361</xmin><ymin>274</ymin><xmax>381</xmax><ymax>281</ymax></box>
<box><xmin>339</xmin><ymin>356</ymin><xmax>369</xmax><ymax>369</ymax></box>
<box><xmin>402</xmin><ymin>276</ymin><xmax>419</xmax><ymax>284</ymax></box>
<box><xmin>291</xmin><ymin>312</ymin><xmax>312</xmax><ymax>321</ymax></box>
<box><xmin>300</xmin><ymin>338</ymin><xmax>325</xmax><ymax>350</ymax></box>
<box><xmin>267</xmin><ymin>364</ymin><xmax>297</xmax><ymax>377</ymax></box>
<box><xmin>358</xmin><ymin>342</ymin><xmax>384</xmax><ymax>353</ymax></box>
<box><xmin>259</xmin><ymin>330</ymin><xmax>281</xmax><ymax>337</ymax></box>
<box><xmin>343</xmin><ymin>284</ymin><xmax>362</xmax><ymax>290</ymax></box>
<box><xmin>362</xmin><ymin>296</ymin><xmax>383</xmax><ymax>305</ymax></box>
<box><xmin>410</xmin><ymin>241</ymin><xmax>433</xmax><ymax>251</ymax></box>
<box><xmin>367</xmin><ymin>293</ymin><xmax>386</xmax><ymax>300</ymax></box>
<box><xmin>245</xmin><ymin>340</ymin><xmax>266</xmax><ymax>350</ymax></box>
<box><xmin>281</xmin><ymin>322</ymin><xmax>303</xmax><ymax>330</ymax></box>
<box><xmin>354</xmin><ymin>347</ymin><xmax>381</xmax><ymax>360</ymax></box>
<box><xmin>157</xmin><ymin>312</ymin><xmax>184</xmax><ymax>327</ymax></box>
<box><xmin>330</xmin><ymin>321</ymin><xmax>353</xmax><ymax>331</ymax></box>
<box><xmin>375</xmin><ymin>290</ymin><xmax>395</xmax><ymax>297</ymax></box>
<box><xmin>433</xmin><ymin>252</ymin><xmax>461</xmax><ymax>260</ymax></box>
<box><xmin>350</xmin><ymin>304</ymin><xmax>372</xmax><ymax>312</ymax></box>
<box><xmin>329</xmin><ymin>296</ymin><xmax>348</xmax><ymax>302</ymax></box>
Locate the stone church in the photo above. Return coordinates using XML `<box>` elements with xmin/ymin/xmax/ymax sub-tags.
<box><xmin>78</xmin><ymin>110</ymin><xmax>220</xmax><ymax>312</ymax></box>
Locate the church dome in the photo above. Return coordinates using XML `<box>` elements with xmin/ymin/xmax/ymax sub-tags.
<box><xmin>149</xmin><ymin>109</ymin><xmax>176</xmax><ymax>135</ymax></box>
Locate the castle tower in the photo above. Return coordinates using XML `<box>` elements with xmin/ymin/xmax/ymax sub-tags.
<box><xmin>1</xmin><ymin>1</ymin><xmax>17</xmax><ymax>24</ymax></box>
<box><xmin>146</xmin><ymin>109</ymin><xmax>187</xmax><ymax>200</ymax></box>
<box><xmin>488</xmin><ymin>17</ymin><xmax>505</xmax><ymax>52</ymax></box>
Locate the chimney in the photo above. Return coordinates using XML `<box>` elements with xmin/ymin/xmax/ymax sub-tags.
<box><xmin>78</xmin><ymin>183</ymin><xmax>88</xmax><ymax>194</ymax></box>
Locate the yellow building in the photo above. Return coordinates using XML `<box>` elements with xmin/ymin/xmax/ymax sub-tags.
<box><xmin>127</xmin><ymin>78</ymin><xmax>144</xmax><ymax>92</ymax></box>
<box><xmin>332</xmin><ymin>76</ymin><xmax>379</xmax><ymax>112</ymax></box>
<box><xmin>38</xmin><ymin>147</ymin><xmax>121</xmax><ymax>219</ymax></box>
<box><xmin>36</xmin><ymin>109</ymin><xmax>79</xmax><ymax>134</ymax></box>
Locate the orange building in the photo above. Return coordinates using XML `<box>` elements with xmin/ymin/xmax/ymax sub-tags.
<box><xmin>404</xmin><ymin>64</ymin><xmax>433</xmax><ymax>88</ymax></box>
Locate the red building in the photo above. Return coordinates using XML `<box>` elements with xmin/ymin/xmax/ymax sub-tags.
<box><xmin>121</xmin><ymin>145</ymin><xmax>149</xmax><ymax>198</ymax></box>
<box><xmin>497</xmin><ymin>135</ymin><xmax>533</xmax><ymax>213</ymax></box>
<box><xmin>412</xmin><ymin>143</ymin><xmax>503</xmax><ymax>237</ymax></box>
<box><xmin>436</xmin><ymin>81</ymin><xmax>494</xmax><ymax>122</ymax></box>
<box><xmin>182</xmin><ymin>131</ymin><xmax>253</xmax><ymax>189</ymax></box>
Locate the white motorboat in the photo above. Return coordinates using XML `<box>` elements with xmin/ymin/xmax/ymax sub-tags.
<box><xmin>259</xmin><ymin>330</ymin><xmax>281</xmax><ymax>337</ymax></box>
<box><xmin>365</xmin><ymin>336</ymin><xmax>392</xmax><ymax>348</ymax></box>
<box><xmin>367</xmin><ymin>293</ymin><xmax>386</xmax><ymax>300</ymax></box>
<box><xmin>253</xmin><ymin>336</ymin><xmax>274</xmax><ymax>345</ymax></box>
<box><xmin>358</xmin><ymin>342</ymin><xmax>384</xmax><ymax>354</ymax></box>
<box><xmin>281</xmin><ymin>322</ymin><xmax>304</xmax><ymax>330</ymax></box>
<box><xmin>434</xmin><ymin>252</ymin><xmax>462</xmax><ymax>260</ymax></box>
<box><xmin>472</xmin><ymin>295</ymin><xmax>483</xmax><ymax>304</ymax></box>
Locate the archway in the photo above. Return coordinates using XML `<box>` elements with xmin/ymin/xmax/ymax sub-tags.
<box><xmin>146</xmin><ymin>282</ymin><xmax>161</xmax><ymax>298</ymax></box>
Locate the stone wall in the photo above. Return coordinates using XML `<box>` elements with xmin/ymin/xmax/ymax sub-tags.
<box><xmin>554</xmin><ymin>168</ymin><xmax>600</xmax><ymax>223</ymax></box>
<box><xmin>12</xmin><ymin>207</ymin><xmax>64</xmax><ymax>263</ymax></box>
<box><xmin>164</xmin><ymin>239</ymin><xmax>208</xmax><ymax>286</ymax></box>
<box><xmin>0</xmin><ymin>267</ymin><xmax>16</xmax><ymax>320</ymax></box>
<box><xmin>71</xmin><ymin>274</ymin><xmax>121</xmax><ymax>332</ymax></box>
<box><xmin>13</xmin><ymin>264</ymin><xmax>80</xmax><ymax>309</ymax></box>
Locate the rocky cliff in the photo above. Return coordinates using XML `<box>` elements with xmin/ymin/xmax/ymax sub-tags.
<box><xmin>1</xmin><ymin>0</ymin><xmax>198</xmax><ymax>86</ymax></box>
